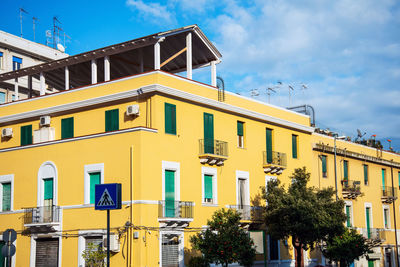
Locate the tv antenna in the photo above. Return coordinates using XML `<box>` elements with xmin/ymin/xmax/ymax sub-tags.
<box><xmin>266</xmin><ymin>87</ymin><xmax>276</xmax><ymax>103</ymax></box>
<box><xmin>250</xmin><ymin>89</ymin><xmax>259</xmax><ymax>97</ymax></box>
<box><xmin>356</xmin><ymin>129</ymin><xmax>366</xmax><ymax>141</ymax></box>
<box><xmin>19</xmin><ymin>8</ymin><xmax>29</xmax><ymax>38</ymax></box>
<box><xmin>32</xmin><ymin>17</ymin><xmax>39</xmax><ymax>42</ymax></box>
<box><xmin>288</xmin><ymin>85</ymin><xmax>294</xmax><ymax>104</ymax></box>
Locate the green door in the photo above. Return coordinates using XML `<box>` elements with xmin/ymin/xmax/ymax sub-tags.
<box><xmin>382</xmin><ymin>169</ymin><xmax>386</xmax><ymax>191</ymax></box>
<box><xmin>366</xmin><ymin>207</ymin><xmax>371</xmax><ymax>238</ymax></box>
<box><xmin>204</xmin><ymin>113</ymin><xmax>214</xmax><ymax>154</ymax></box>
<box><xmin>165</xmin><ymin>170</ymin><xmax>175</xmax><ymax>217</ymax></box>
<box><xmin>266</xmin><ymin>129</ymin><xmax>272</xmax><ymax>163</ymax></box>
<box><xmin>346</xmin><ymin>206</ymin><xmax>351</xmax><ymax>227</ymax></box>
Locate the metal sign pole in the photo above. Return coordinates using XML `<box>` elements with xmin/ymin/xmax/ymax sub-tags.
<box><xmin>107</xmin><ymin>209</ymin><xmax>110</xmax><ymax>267</ymax></box>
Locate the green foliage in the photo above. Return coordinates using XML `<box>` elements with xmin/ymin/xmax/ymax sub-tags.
<box><xmin>263</xmin><ymin>167</ymin><xmax>346</xmax><ymax>267</ymax></box>
<box><xmin>82</xmin><ymin>242</ymin><xmax>106</xmax><ymax>267</ymax></box>
<box><xmin>190</xmin><ymin>208</ymin><xmax>256</xmax><ymax>267</ymax></box>
<box><xmin>188</xmin><ymin>256</ymin><xmax>210</xmax><ymax>267</ymax></box>
<box><xmin>322</xmin><ymin>228</ymin><xmax>371</xmax><ymax>267</ymax></box>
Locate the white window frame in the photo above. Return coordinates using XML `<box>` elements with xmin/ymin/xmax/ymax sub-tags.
<box><xmin>201</xmin><ymin>167</ymin><xmax>218</xmax><ymax>206</ymax></box>
<box><xmin>30</xmin><ymin>235</ymin><xmax>62</xmax><ymax>267</ymax></box>
<box><xmin>77</xmin><ymin>229</ymin><xmax>106</xmax><ymax>267</ymax></box>
<box><xmin>159</xmin><ymin>231</ymin><xmax>184</xmax><ymax>267</ymax></box>
<box><xmin>344</xmin><ymin>200</ymin><xmax>354</xmax><ymax>227</ymax></box>
<box><xmin>37</xmin><ymin>161</ymin><xmax>58</xmax><ymax>207</ymax></box>
<box><xmin>84</xmin><ymin>163</ymin><xmax>104</xmax><ymax>205</ymax></box>
<box><xmin>162</xmin><ymin>161</ymin><xmax>180</xmax><ymax>202</ymax></box>
<box><xmin>236</xmin><ymin>170</ymin><xmax>250</xmax><ymax>206</ymax></box>
<box><xmin>0</xmin><ymin>174</ymin><xmax>14</xmax><ymax>212</ymax></box>
<box><xmin>383</xmin><ymin>205</ymin><xmax>390</xmax><ymax>229</ymax></box>
<box><xmin>365</xmin><ymin>202</ymin><xmax>373</xmax><ymax>228</ymax></box>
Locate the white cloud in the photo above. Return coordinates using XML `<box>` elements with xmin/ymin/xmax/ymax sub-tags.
<box><xmin>126</xmin><ymin>0</ymin><xmax>174</xmax><ymax>24</ymax></box>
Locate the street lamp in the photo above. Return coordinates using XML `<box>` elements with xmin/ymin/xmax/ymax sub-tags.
<box><xmin>334</xmin><ymin>135</ymin><xmax>346</xmax><ymax>200</ymax></box>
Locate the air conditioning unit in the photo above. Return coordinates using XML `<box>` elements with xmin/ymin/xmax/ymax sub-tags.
<box><xmin>103</xmin><ymin>234</ymin><xmax>120</xmax><ymax>252</ymax></box>
<box><xmin>1</xmin><ymin>128</ymin><xmax>13</xmax><ymax>138</ymax></box>
<box><xmin>39</xmin><ymin>116</ymin><xmax>51</xmax><ymax>127</ymax></box>
<box><xmin>126</xmin><ymin>105</ymin><xmax>139</xmax><ymax>116</ymax></box>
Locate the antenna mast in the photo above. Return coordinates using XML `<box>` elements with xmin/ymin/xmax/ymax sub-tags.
<box><xmin>32</xmin><ymin>17</ymin><xmax>39</xmax><ymax>42</ymax></box>
<box><xmin>19</xmin><ymin>8</ymin><xmax>29</xmax><ymax>38</ymax></box>
<box><xmin>52</xmin><ymin>16</ymin><xmax>63</xmax><ymax>48</ymax></box>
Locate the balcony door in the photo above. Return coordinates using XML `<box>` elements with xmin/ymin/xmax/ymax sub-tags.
<box><xmin>203</xmin><ymin>113</ymin><xmax>214</xmax><ymax>154</ymax></box>
<box><xmin>165</xmin><ymin>170</ymin><xmax>175</xmax><ymax>217</ymax></box>
<box><xmin>266</xmin><ymin>128</ymin><xmax>273</xmax><ymax>163</ymax></box>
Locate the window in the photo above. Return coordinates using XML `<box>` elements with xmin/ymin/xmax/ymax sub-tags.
<box><xmin>162</xmin><ymin>161</ymin><xmax>180</xmax><ymax>217</ymax></box>
<box><xmin>105</xmin><ymin>109</ymin><xmax>119</xmax><ymax>132</ymax></box>
<box><xmin>345</xmin><ymin>205</ymin><xmax>352</xmax><ymax>227</ymax></box>
<box><xmin>164</xmin><ymin>103</ymin><xmax>176</xmax><ymax>135</ymax></box>
<box><xmin>268</xmin><ymin>235</ymin><xmax>279</xmax><ymax>260</ymax></box>
<box><xmin>0</xmin><ymin>51</ymin><xmax>3</xmax><ymax>69</ymax></box>
<box><xmin>84</xmin><ymin>164</ymin><xmax>104</xmax><ymax>204</ymax></box>
<box><xmin>203</xmin><ymin>113</ymin><xmax>214</xmax><ymax>154</ymax></box>
<box><xmin>343</xmin><ymin>160</ymin><xmax>349</xmax><ymax>180</ymax></box>
<box><xmin>21</xmin><ymin>125</ymin><xmax>32</xmax><ymax>146</ymax></box>
<box><xmin>365</xmin><ymin>206</ymin><xmax>372</xmax><ymax>238</ymax></box>
<box><xmin>202</xmin><ymin>167</ymin><xmax>217</xmax><ymax>205</ymax></box>
<box><xmin>237</xmin><ymin>121</ymin><xmax>244</xmax><ymax>148</ymax></box>
<box><xmin>43</xmin><ymin>178</ymin><xmax>54</xmax><ymax>206</ymax></box>
<box><xmin>77</xmin><ymin>230</ymin><xmax>106</xmax><ymax>267</ymax></box>
<box><xmin>265</xmin><ymin>128</ymin><xmax>273</xmax><ymax>164</ymax></box>
<box><xmin>364</xmin><ymin>164</ymin><xmax>369</xmax><ymax>185</ymax></box>
<box><xmin>0</xmin><ymin>175</ymin><xmax>13</xmax><ymax>212</ymax></box>
<box><xmin>61</xmin><ymin>117</ymin><xmax>74</xmax><ymax>139</ymax></box>
<box><xmin>161</xmin><ymin>232</ymin><xmax>183</xmax><ymax>267</ymax></box>
<box><xmin>0</xmin><ymin>92</ymin><xmax>5</xmax><ymax>104</ymax></box>
<box><xmin>321</xmin><ymin>155</ymin><xmax>327</xmax><ymax>178</ymax></box>
<box><xmin>383</xmin><ymin>207</ymin><xmax>390</xmax><ymax>229</ymax></box>
<box><xmin>236</xmin><ymin>171</ymin><xmax>249</xmax><ymax>209</ymax></box>
<box><xmin>292</xmin><ymin>134</ymin><xmax>298</xmax><ymax>159</ymax></box>
<box><xmin>382</xmin><ymin>169</ymin><xmax>386</xmax><ymax>190</ymax></box>
<box><xmin>12</xmin><ymin>56</ymin><xmax>22</xmax><ymax>71</ymax></box>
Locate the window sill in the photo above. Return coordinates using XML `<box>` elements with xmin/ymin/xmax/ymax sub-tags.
<box><xmin>202</xmin><ymin>203</ymin><xmax>218</xmax><ymax>207</ymax></box>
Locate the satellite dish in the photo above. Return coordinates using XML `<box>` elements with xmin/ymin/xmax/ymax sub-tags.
<box><xmin>56</xmin><ymin>43</ymin><xmax>65</xmax><ymax>52</ymax></box>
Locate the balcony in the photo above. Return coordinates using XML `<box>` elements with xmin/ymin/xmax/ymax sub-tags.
<box><xmin>361</xmin><ymin>228</ymin><xmax>385</xmax><ymax>242</ymax></box>
<box><xmin>199</xmin><ymin>139</ymin><xmax>228</xmax><ymax>166</ymax></box>
<box><xmin>263</xmin><ymin>151</ymin><xmax>287</xmax><ymax>175</ymax></box>
<box><xmin>381</xmin><ymin>186</ymin><xmax>397</xmax><ymax>203</ymax></box>
<box><xmin>341</xmin><ymin>180</ymin><xmax>361</xmax><ymax>199</ymax></box>
<box><xmin>158</xmin><ymin>200</ymin><xmax>194</xmax><ymax>228</ymax></box>
<box><xmin>23</xmin><ymin>206</ymin><xmax>61</xmax><ymax>233</ymax></box>
<box><xmin>228</xmin><ymin>205</ymin><xmax>264</xmax><ymax>223</ymax></box>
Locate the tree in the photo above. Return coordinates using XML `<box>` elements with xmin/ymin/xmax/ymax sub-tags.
<box><xmin>82</xmin><ymin>242</ymin><xmax>106</xmax><ymax>267</ymax></box>
<box><xmin>322</xmin><ymin>228</ymin><xmax>371</xmax><ymax>267</ymax></box>
<box><xmin>263</xmin><ymin>167</ymin><xmax>346</xmax><ymax>267</ymax></box>
<box><xmin>190</xmin><ymin>208</ymin><xmax>256</xmax><ymax>267</ymax></box>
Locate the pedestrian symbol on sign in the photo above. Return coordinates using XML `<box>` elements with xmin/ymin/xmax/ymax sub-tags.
<box><xmin>97</xmin><ymin>188</ymin><xmax>115</xmax><ymax>207</ymax></box>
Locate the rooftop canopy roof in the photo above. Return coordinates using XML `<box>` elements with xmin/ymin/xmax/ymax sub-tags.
<box><xmin>0</xmin><ymin>25</ymin><xmax>222</xmax><ymax>95</ymax></box>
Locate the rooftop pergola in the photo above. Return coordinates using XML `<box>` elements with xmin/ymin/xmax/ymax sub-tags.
<box><xmin>0</xmin><ymin>25</ymin><xmax>222</xmax><ymax>100</ymax></box>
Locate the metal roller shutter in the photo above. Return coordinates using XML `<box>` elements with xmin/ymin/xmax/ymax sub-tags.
<box><xmin>35</xmin><ymin>238</ymin><xmax>59</xmax><ymax>267</ymax></box>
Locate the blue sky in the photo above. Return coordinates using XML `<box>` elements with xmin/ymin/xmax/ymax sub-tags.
<box><xmin>2</xmin><ymin>0</ymin><xmax>400</xmax><ymax>151</ymax></box>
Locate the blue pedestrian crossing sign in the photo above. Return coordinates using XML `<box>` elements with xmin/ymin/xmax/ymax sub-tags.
<box><xmin>95</xmin><ymin>183</ymin><xmax>122</xmax><ymax>210</ymax></box>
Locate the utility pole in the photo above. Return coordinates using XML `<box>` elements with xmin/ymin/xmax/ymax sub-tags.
<box><xmin>390</xmin><ymin>160</ymin><xmax>399</xmax><ymax>267</ymax></box>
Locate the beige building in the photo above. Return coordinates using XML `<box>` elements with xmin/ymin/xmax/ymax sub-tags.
<box><xmin>0</xmin><ymin>30</ymin><xmax>68</xmax><ymax>103</ymax></box>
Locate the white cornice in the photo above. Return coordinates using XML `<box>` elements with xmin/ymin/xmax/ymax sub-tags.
<box><xmin>0</xmin><ymin>76</ymin><xmax>314</xmax><ymax>133</ymax></box>
<box><xmin>0</xmin><ymin>127</ymin><xmax>157</xmax><ymax>153</ymax></box>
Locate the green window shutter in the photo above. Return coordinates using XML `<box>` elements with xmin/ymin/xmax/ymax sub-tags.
<box><xmin>61</xmin><ymin>117</ymin><xmax>74</xmax><ymax>139</ymax></box>
<box><xmin>343</xmin><ymin>161</ymin><xmax>348</xmax><ymax>180</ymax></box>
<box><xmin>291</xmin><ymin>135</ymin><xmax>296</xmax><ymax>158</ymax></box>
<box><xmin>90</xmin><ymin>172</ymin><xmax>101</xmax><ymax>204</ymax></box>
<box><xmin>382</xmin><ymin>169</ymin><xmax>386</xmax><ymax>190</ymax></box>
<box><xmin>2</xmin><ymin>183</ymin><xmax>11</xmax><ymax>211</ymax></box>
<box><xmin>266</xmin><ymin>129</ymin><xmax>272</xmax><ymax>163</ymax></box>
<box><xmin>364</xmin><ymin>165</ymin><xmax>368</xmax><ymax>185</ymax></box>
<box><xmin>164</xmin><ymin>103</ymin><xmax>176</xmax><ymax>134</ymax></box>
<box><xmin>237</xmin><ymin>121</ymin><xmax>244</xmax><ymax>136</ymax></box>
<box><xmin>345</xmin><ymin>206</ymin><xmax>351</xmax><ymax>227</ymax></box>
<box><xmin>322</xmin><ymin>156</ymin><xmax>327</xmax><ymax>174</ymax></box>
<box><xmin>165</xmin><ymin>170</ymin><xmax>175</xmax><ymax>217</ymax></box>
<box><xmin>43</xmin><ymin>178</ymin><xmax>54</xmax><ymax>200</ymax></box>
<box><xmin>105</xmin><ymin>109</ymin><xmax>119</xmax><ymax>132</ymax></box>
<box><xmin>384</xmin><ymin>210</ymin><xmax>388</xmax><ymax>228</ymax></box>
<box><xmin>366</xmin><ymin>207</ymin><xmax>371</xmax><ymax>238</ymax></box>
<box><xmin>21</xmin><ymin>125</ymin><xmax>32</xmax><ymax>146</ymax></box>
<box><xmin>203</xmin><ymin>113</ymin><xmax>214</xmax><ymax>154</ymax></box>
<box><xmin>204</xmin><ymin>175</ymin><xmax>213</xmax><ymax>199</ymax></box>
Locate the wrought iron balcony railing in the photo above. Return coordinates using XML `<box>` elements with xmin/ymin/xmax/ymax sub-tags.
<box><xmin>361</xmin><ymin>228</ymin><xmax>385</xmax><ymax>241</ymax></box>
<box><xmin>228</xmin><ymin>205</ymin><xmax>264</xmax><ymax>222</ymax></box>
<box><xmin>341</xmin><ymin>180</ymin><xmax>361</xmax><ymax>192</ymax></box>
<box><xmin>24</xmin><ymin>206</ymin><xmax>61</xmax><ymax>224</ymax></box>
<box><xmin>158</xmin><ymin>200</ymin><xmax>194</xmax><ymax>219</ymax></box>
<box><xmin>382</xmin><ymin>186</ymin><xmax>397</xmax><ymax>199</ymax></box>
<box><xmin>263</xmin><ymin>151</ymin><xmax>287</xmax><ymax>167</ymax></box>
<box><xmin>199</xmin><ymin>139</ymin><xmax>228</xmax><ymax>157</ymax></box>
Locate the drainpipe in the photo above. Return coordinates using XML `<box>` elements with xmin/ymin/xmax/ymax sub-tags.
<box><xmin>390</xmin><ymin>160</ymin><xmax>399</xmax><ymax>267</ymax></box>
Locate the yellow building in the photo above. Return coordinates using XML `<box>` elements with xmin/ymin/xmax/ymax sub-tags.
<box><xmin>0</xmin><ymin>25</ymin><xmax>399</xmax><ymax>267</ymax></box>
